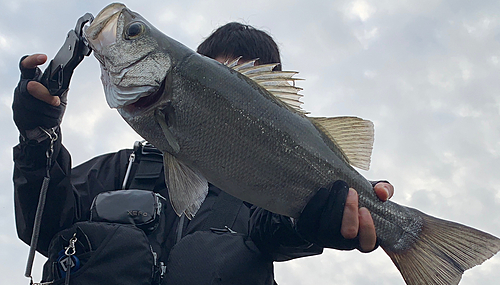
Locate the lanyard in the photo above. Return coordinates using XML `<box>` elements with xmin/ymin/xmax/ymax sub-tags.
<box><xmin>25</xmin><ymin>127</ymin><xmax>58</xmax><ymax>282</ymax></box>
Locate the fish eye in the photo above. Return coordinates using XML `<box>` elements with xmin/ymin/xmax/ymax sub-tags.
<box><xmin>125</xmin><ymin>22</ymin><xmax>145</xmax><ymax>39</ymax></box>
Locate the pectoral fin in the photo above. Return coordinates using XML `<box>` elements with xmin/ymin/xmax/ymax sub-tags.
<box><xmin>155</xmin><ymin>107</ymin><xmax>180</xmax><ymax>154</ymax></box>
<box><xmin>163</xmin><ymin>152</ymin><xmax>208</xmax><ymax>219</ymax></box>
<box><xmin>311</xmin><ymin>116</ymin><xmax>374</xmax><ymax>171</ymax></box>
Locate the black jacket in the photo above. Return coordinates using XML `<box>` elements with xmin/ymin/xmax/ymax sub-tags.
<box><xmin>13</xmin><ymin>134</ymin><xmax>322</xmax><ymax>284</ymax></box>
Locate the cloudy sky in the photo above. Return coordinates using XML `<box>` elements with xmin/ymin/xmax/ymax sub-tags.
<box><xmin>1</xmin><ymin>0</ymin><xmax>500</xmax><ymax>284</ymax></box>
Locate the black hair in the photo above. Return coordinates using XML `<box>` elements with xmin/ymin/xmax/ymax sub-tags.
<box><xmin>197</xmin><ymin>22</ymin><xmax>282</xmax><ymax>71</ymax></box>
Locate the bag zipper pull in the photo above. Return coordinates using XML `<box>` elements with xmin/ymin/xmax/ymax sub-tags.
<box><xmin>62</xmin><ymin>234</ymin><xmax>78</xmax><ymax>285</ymax></box>
<box><xmin>209</xmin><ymin>226</ymin><xmax>237</xmax><ymax>234</ymax></box>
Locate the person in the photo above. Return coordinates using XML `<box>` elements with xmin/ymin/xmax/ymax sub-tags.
<box><xmin>13</xmin><ymin>22</ymin><xmax>394</xmax><ymax>284</ymax></box>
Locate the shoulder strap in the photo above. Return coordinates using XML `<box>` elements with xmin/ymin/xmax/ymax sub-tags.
<box><xmin>128</xmin><ymin>141</ymin><xmax>164</xmax><ymax>191</ymax></box>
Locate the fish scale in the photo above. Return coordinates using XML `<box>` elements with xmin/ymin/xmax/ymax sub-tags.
<box><xmin>168</xmin><ymin>58</ymin><xmax>333</xmax><ymax>215</ymax></box>
<box><xmin>85</xmin><ymin>3</ymin><xmax>500</xmax><ymax>284</ymax></box>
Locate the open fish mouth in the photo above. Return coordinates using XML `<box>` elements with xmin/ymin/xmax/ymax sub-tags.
<box><xmin>85</xmin><ymin>2</ymin><xmax>171</xmax><ymax>109</ymax></box>
<box><xmin>84</xmin><ymin>3</ymin><xmax>125</xmax><ymax>52</ymax></box>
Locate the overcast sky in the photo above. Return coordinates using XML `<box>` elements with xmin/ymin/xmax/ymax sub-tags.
<box><xmin>1</xmin><ymin>0</ymin><xmax>500</xmax><ymax>284</ymax></box>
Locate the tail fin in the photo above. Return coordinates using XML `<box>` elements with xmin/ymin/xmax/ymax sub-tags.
<box><xmin>383</xmin><ymin>209</ymin><xmax>500</xmax><ymax>285</ymax></box>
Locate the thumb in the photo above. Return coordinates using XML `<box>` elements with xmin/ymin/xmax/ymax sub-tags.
<box><xmin>27</xmin><ymin>81</ymin><xmax>60</xmax><ymax>106</ymax></box>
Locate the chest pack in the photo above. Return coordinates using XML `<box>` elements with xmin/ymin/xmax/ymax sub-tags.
<box><xmin>40</xmin><ymin>142</ymin><xmax>273</xmax><ymax>285</ymax></box>
<box><xmin>41</xmin><ymin>142</ymin><xmax>167</xmax><ymax>285</ymax></box>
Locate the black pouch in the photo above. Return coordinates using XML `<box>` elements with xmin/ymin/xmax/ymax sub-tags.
<box><xmin>42</xmin><ymin>222</ymin><xmax>157</xmax><ymax>285</ymax></box>
<box><xmin>90</xmin><ymin>189</ymin><xmax>166</xmax><ymax>233</ymax></box>
<box><xmin>42</xmin><ymin>190</ymin><xmax>167</xmax><ymax>284</ymax></box>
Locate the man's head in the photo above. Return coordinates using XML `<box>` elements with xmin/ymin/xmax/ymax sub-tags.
<box><xmin>197</xmin><ymin>22</ymin><xmax>282</xmax><ymax>71</ymax></box>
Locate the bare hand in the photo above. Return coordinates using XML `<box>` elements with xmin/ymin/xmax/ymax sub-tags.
<box><xmin>21</xmin><ymin>54</ymin><xmax>61</xmax><ymax>106</ymax></box>
<box><xmin>341</xmin><ymin>182</ymin><xmax>394</xmax><ymax>251</ymax></box>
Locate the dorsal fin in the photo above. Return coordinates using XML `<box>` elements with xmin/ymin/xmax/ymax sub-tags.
<box><xmin>310</xmin><ymin>117</ymin><xmax>374</xmax><ymax>171</ymax></box>
<box><xmin>225</xmin><ymin>59</ymin><xmax>374</xmax><ymax>170</ymax></box>
<box><xmin>226</xmin><ymin>59</ymin><xmax>307</xmax><ymax>114</ymax></box>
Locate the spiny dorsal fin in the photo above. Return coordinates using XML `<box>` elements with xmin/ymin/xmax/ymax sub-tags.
<box><xmin>163</xmin><ymin>152</ymin><xmax>208</xmax><ymax>219</ymax></box>
<box><xmin>311</xmin><ymin>117</ymin><xmax>374</xmax><ymax>170</ymax></box>
<box><xmin>226</xmin><ymin>59</ymin><xmax>306</xmax><ymax>114</ymax></box>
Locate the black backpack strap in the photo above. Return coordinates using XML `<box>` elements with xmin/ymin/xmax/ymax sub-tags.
<box><xmin>128</xmin><ymin>141</ymin><xmax>164</xmax><ymax>191</ymax></box>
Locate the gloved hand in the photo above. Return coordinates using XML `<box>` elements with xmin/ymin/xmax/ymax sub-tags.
<box><xmin>12</xmin><ymin>54</ymin><xmax>67</xmax><ymax>136</ymax></box>
<box><xmin>295</xmin><ymin>180</ymin><xmax>379</xmax><ymax>252</ymax></box>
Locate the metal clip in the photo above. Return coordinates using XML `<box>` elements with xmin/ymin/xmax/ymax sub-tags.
<box><xmin>39</xmin><ymin>127</ymin><xmax>58</xmax><ymax>176</ymax></box>
<box><xmin>64</xmin><ymin>234</ymin><xmax>78</xmax><ymax>257</ymax></box>
<box><xmin>122</xmin><ymin>152</ymin><xmax>136</xmax><ymax>189</ymax></box>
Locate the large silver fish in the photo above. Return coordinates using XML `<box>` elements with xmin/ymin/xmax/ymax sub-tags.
<box><xmin>85</xmin><ymin>3</ymin><xmax>500</xmax><ymax>285</ymax></box>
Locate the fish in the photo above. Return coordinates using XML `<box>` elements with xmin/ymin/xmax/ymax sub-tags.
<box><xmin>84</xmin><ymin>3</ymin><xmax>500</xmax><ymax>285</ymax></box>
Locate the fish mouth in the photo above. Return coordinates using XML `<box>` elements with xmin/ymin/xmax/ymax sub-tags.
<box><xmin>84</xmin><ymin>3</ymin><xmax>126</xmax><ymax>51</ymax></box>
<box><xmin>123</xmin><ymin>78</ymin><xmax>166</xmax><ymax>111</ymax></box>
<box><xmin>86</xmin><ymin>3</ymin><xmax>172</xmax><ymax>112</ymax></box>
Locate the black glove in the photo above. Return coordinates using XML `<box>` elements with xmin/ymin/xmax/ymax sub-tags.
<box><xmin>12</xmin><ymin>55</ymin><xmax>67</xmax><ymax>134</ymax></box>
<box><xmin>296</xmin><ymin>180</ymin><xmax>378</xmax><ymax>252</ymax></box>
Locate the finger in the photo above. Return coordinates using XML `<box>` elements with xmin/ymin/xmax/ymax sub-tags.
<box><xmin>374</xmin><ymin>182</ymin><xmax>394</xmax><ymax>202</ymax></box>
<box><xmin>27</xmin><ymin>81</ymin><xmax>60</xmax><ymax>106</ymax></box>
<box><xmin>341</xmin><ymin>188</ymin><xmax>359</xmax><ymax>239</ymax></box>
<box><xmin>21</xmin><ymin>54</ymin><xmax>47</xmax><ymax>69</ymax></box>
<box><xmin>358</xmin><ymin>207</ymin><xmax>377</xmax><ymax>252</ymax></box>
